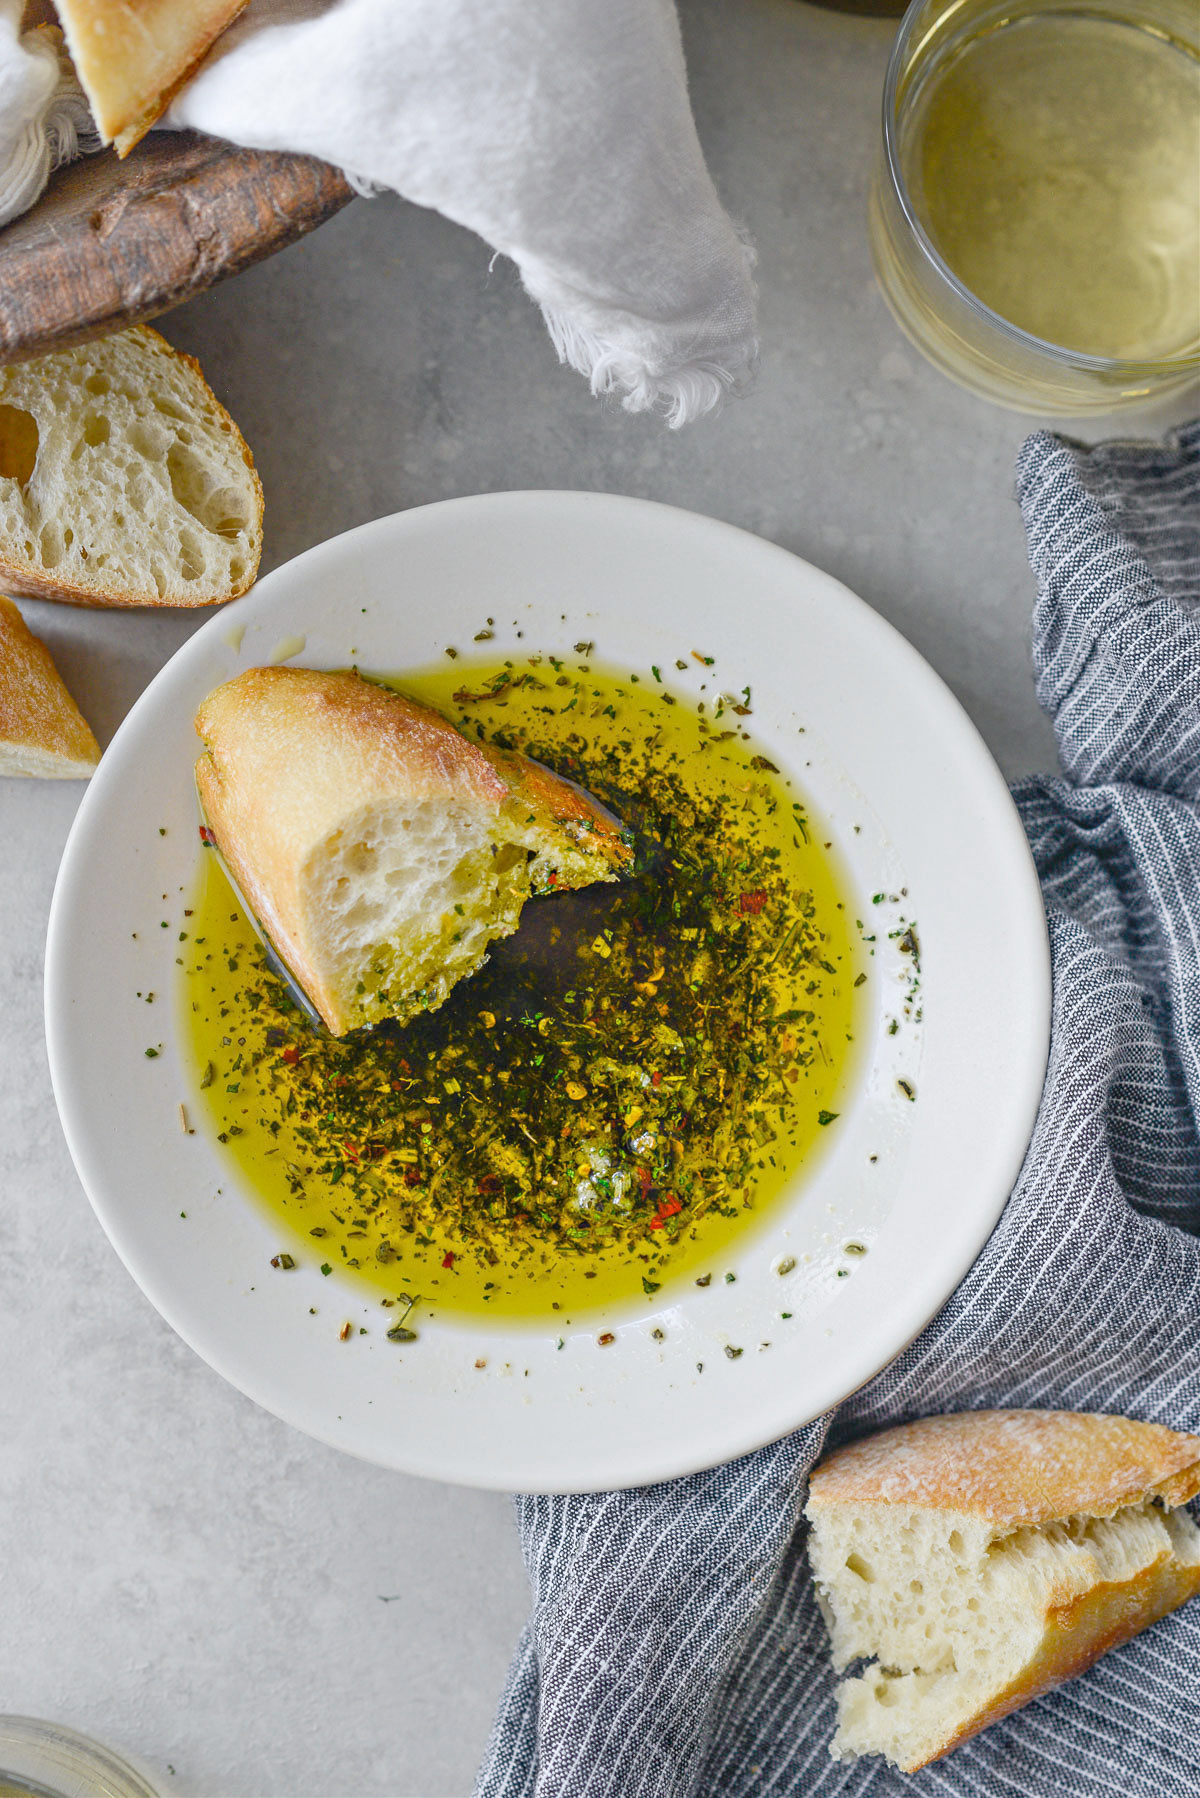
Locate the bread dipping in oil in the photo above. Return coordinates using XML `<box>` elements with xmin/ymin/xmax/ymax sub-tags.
<box><xmin>181</xmin><ymin>658</ymin><xmax>864</xmax><ymax>1322</ymax></box>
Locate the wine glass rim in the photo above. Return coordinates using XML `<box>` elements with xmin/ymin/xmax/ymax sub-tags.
<box><xmin>882</xmin><ymin>0</ymin><xmax>1200</xmax><ymax>377</ymax></box>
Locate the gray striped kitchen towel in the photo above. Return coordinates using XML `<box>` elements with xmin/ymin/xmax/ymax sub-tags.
<box><xmin>475</xmin><ymin>423</ymin><xmax>1200</xmax><ymax>1798</ymax></box>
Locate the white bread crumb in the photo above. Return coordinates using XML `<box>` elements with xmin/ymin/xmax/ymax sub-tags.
<box><xmin>0</xmin><ymin>325</ymin><xmax>262</xmax><ymax>608</ymax></box>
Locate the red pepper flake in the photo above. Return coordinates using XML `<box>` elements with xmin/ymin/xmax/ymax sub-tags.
<box><xmin>402</xmin><ymin>1166</ymin><xmax>422</xmax><ymax>1187</ymax></box>
<box><xmin>649</xmin><ymin>1192</ymin><xmax>682</xmax><ymax>1230</ymax></box>
<box><xmin>442</xmin><ymin>1251</ymin><xmax>455</xmax><ymax>1269</ymax></box>
<box><xmin>281</xmin><ymin>1046</ymin><xmax>300</xmax><ymax>1066</ymax></box>
<box><xmin>477</xmin><ymin>1174</ymin><xmax>503</xmax><ymax>1195</ymax></box>
<box><xmin>739</xmin><ymin>889</ymin><xmax>768</xmax><ymax>915</ymax></box>
<box><xmin>198</xmin><ymin>825</ymin><xmax>216</xmax><ymax>845</ymax></box>
<box><xmin>636</xmin><ymin>1165</ymin><xmax>653</xmax><ymax>1196</ymax></box>
<box><xmin>651</xmin><ymin>1070</ymin><xmax>663</xmax><ymax>1087</ymax></box>
<box><xmin>343</xmin><ymin>1140</ymin><xmax>360</xmax><ymax>1160</ymax></box>
<box><xmin>597</xmin><ymin>1332</ymin><xmax>615</xmax><ymax>1347</ymax></box>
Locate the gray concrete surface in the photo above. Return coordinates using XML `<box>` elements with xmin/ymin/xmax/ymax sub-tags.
<box><xmin>2</xmin><ymin>3</ymin><xmax>1191</xmax><ymax>1795</ymax></box>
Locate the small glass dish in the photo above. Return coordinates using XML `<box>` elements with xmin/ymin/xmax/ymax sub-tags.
<box><xmin>0</xmin><ymin>1718</ymin><xmax>161</xmax><ymax>1798</ymax></box>
<box><xmin>870</xmin><ymin>0</ymin><xmax>1200</xmax><ymax>413</ymax></box>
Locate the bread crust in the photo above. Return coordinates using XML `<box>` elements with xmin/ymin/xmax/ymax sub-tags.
<box><xmin>0</xmin><ymin>325</ymin><xmax>263</xmax><ymax>608</ymax></box>
<box><xmin>54</xmin><ymin>0</ymin><xmax>248</xmax><ymax>153</ymax></box>
<box><xmin>0</xmin><ymin>594</ymin><xmax>100</xmax><ymax>776</ymax></box>
<box><xmin>0</xmin><ymin>555</ymin><xmax>252</xmax><ymax>609</ymax></box>
<box><xmin>807</xmin><ymin>1409</ymin><xmax>1200</xmax><ymax>1526</ymax></box>
<box><xmin>194</xmin><ymin>667</ymin><xmax>631</xmax><ymax>1033</ymax></box>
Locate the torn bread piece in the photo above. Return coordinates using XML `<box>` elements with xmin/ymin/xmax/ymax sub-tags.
<box><xmin>0</xmin><ymin>594</ymin><xmax>100</xmax><ymax>776</ymax></box>
<box><xmin>806</xmin><ymin>1409</ymin><xmax>1200</xmax><ymax>1771</ymax></box>
<box><xmin>194</xmin><ymin>666</ymin><xmax>633</xmax><ymax>1035</ymax></box>
<box><xmin>53</xmin><ymin>0</ymin><xmax>247</xmax><ymax>155</ymax></box>
<box><xmin>0</xmin><ymin>325</ymin><xmax>262</xmax><ymax>608</ymax></box>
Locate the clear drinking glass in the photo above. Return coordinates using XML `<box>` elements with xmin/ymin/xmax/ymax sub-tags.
<box><xmin>0</xmin><ymin>1718</ymin><xmax>161</xmax><ymax>1798</ymax></box>
<box><xmin>870</xmin><ymin>0</ymin><xmax>1200</xmax><ymax>412</ymax></box>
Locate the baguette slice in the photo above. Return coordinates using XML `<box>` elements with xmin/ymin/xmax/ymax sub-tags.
<box><xmin>194</xmin><ymin>666</ymin><xmax>633</xmax><ymax>1036</ymax></box>
<box><xmin>54</xmin><ymin>0</ymin><xmax>247</xmax><ymax>155</ymax></box>
<box><xmin>806</xmin><ymin>1410</ymin><xmax>1200</xmax><ymax>1771</ymax></box>
<box><xmin>0</xmin><ymin>325</ymin><xmax>262</xmax><ymax>608</ymax></box>
<box><xmin>0</xmin><ymin>594</ymin><xmax>100</xmax><ymax>776</ymax></box>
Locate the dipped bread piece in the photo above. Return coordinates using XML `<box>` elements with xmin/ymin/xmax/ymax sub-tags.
<box><xmin>194</xmin><ymin>666</ymin><xmax>632</xmax><ymax>1036</ymax></box>
<box><xmin>54</xmin><ymin>0</ymin><xmax>248</xmax><ymax>155</ymax></box>
<box><xmin>806</xmin><ymin>1409</ymin><xmax>1200</xmax><ymax>1771</ymax></box>
<box><xmin>0</xmin><ymin>325</ymin><xmax>262</xmax><ymax>609</ymax></box>
<box><xmin>0</xmin><ymin>594</ymin><xmax>100</xmax><ymax>777</ymax></box>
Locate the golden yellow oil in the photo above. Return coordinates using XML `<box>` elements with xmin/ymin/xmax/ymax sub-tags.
<box><xmin>903</xmin><ymin>12</ymin><xmax>1200</xmax><ymax>359</ymax></box>
<box><xmin>179</xmin><ymin>661</ymin><xmax>863</xmax><ymax>1326</ymax></box>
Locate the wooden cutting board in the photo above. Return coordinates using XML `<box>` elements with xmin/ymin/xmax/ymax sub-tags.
<box><xmin>0</xmin><ymin>129</ymin><xmax>355</xmax><ymax>367</ymax></box>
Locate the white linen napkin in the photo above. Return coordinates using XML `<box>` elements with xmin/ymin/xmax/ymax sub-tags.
<box><xmin>0</xmin><ymin>1</ymin><xmax>95</xmax><ymax>228</ymax></box>
<box><xmin>164</xmin><ymin>0</ymin><xmax>758</xmax><ymax>425</ymax></box>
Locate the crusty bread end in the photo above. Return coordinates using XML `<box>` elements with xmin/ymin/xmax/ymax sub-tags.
<box><xmin>54</xmin><ymin>0</ymin><xmax>248</xmax><ymax>154</ymax></box>
<box><xmin>0</xmin><ymin>594</ymin><xmax>100</xmax><ymax>778</ymax></box>
<box><xmin>195</xmin><ymin>667</ymin><xmax>632</xmax><ymax>1035</ymax></box>
<box><xmin>806</xmin><ymin>1410</ymin><xmax>1200</xmax><ymax>1771</ymax></box>
<box><xmin>0</xmin><ymin>326</ymin><xmax>262</xmax><ymax>608</ymax></box>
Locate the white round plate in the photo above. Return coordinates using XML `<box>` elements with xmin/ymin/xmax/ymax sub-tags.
<box><xmin>45</xmin><ymin>493</ymin><xmax>1049</xmax><ymax>1492</ymax></box>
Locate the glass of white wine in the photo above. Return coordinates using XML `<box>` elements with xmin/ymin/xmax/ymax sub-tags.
<box><xmin>870</xmin><ymin>0</ymin><xmax>1200</xmax><ymax>412</ymax></box>
<box><xmin>0</xmin><ymin>1718</ymin><xmax>161</xmax><ymax>1798</ymax></box>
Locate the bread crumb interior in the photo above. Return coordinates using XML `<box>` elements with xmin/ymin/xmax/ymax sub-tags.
<box><xmin>810</xmin><ymin>1497</ymin><xmax>1200</xmax><ymax>1769</ymax></box>
<box><xmin>303</xmin><ymin>794</ymin><xmax>613</xmax><ymax>1030</ymax></box>
<box><xmin>0</xmin><ymin>331</ymin><xmax>259</xmax><ymax>603</ymax></box>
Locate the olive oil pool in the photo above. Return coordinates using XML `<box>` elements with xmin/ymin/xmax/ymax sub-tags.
<box><xmin>181</xmin><ymin>659</ymin><xmax>864</xmax><ymax>1323</ymax></box>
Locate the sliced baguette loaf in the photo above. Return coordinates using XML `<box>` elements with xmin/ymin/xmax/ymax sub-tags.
<box><xmin>806</xmin><ymin>1409</ymin><xmax>1200</xmax><ymax>1771</ymax></box>
<box><xmin>0</xmin><ymin>325</ymin><xmax>262</xmax><ymax>608</ymax></box>
<box><xmin>194</xmin><ymin>666</ymin><xmax>632</xmax><ymax>1036</ymax></box>
<box><xmin>54</xmin><ymin>0</ymin><xmax>247</xmax><ymax>155</ymax></box>
<box><xmin>0</xmin><ymin>594</ymin><xmax>100</xmax><ymax>777</ymax></box>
